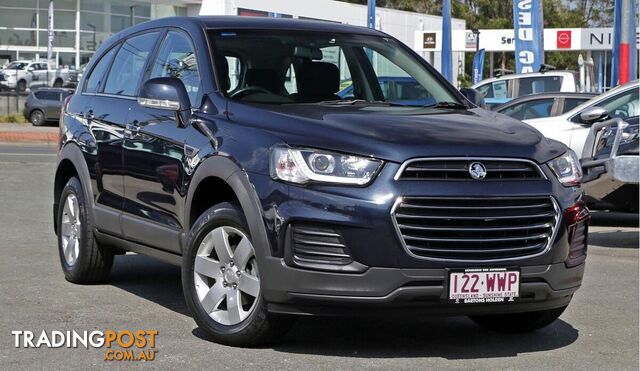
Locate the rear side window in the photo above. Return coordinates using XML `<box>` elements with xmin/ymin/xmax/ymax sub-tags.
<box><xmin>499</xmin><ymin>98</ymin><xmax>555</xmax><ymax>120</ymax></box>
<box><xmin>34</xmin><ymin>91</ymin><xmax>60</xmax><ymax>101</ymax></box>
<box><xmin>104</xmin><ymin>32</ymin><xmax>160</xmax><ymax>96</ymax></box>
<box><xmin>518</xmin><ymin>76</ymin><xmax>563</xmax><ymax>96</ymax></box>
<box><xmin>84</xmin><ymin>46</ymin><xmax>118</xmax><ymax>93</ymax></box>
<box><xmin>563</xmin><ymin>98</ymin><xmax>588</xmax><ymax>113</ymax></box>
<box><xmin>149</xmin><ymin>31</ymin><xmax>201</xmax><ymax>106</ymax></box>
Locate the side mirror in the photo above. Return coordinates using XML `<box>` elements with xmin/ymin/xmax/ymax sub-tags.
<box><xmin>579</xmin><ymin>106</ymin><xmax>609</xmax><ymax>125</ymax></box>
<box><xmin>459</xmin><ymin>87</ymin><xmax>486</xmax><ymax>109</ymax></box>
<box><xmin>27</xmin><ymin>67</ymin><xmax>35</xmax><ymax>72</ymax></box>
<box><xmin>138</xmin><ymin>77</ymin><xmax>191</xmax><ymax>127</ymax></box>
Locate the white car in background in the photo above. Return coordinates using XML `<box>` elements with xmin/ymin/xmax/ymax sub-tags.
<box><xmin>0</xmin><ymin>60</ymin><xmax>70</xmax><ymax>92</ymax></box>
<box><xmin>472</xmin><ymin>70</ymin><xmax>579</xmax><ymax>108</ymax></box>
<box><xmin>524</xmin><ymin>81</ymin><xmax>638</xmax><ymax>157</ymax></box>
<box><xmin>525</xmin><ymin>80</ymin><xmax>639</xmax><ymax>212</ymax></box>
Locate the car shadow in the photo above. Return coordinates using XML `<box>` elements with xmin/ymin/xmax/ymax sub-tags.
<box><xmin>269</xmin><ymin>316</ymin><xmax>578</xmax><ymax>359</ymax></box>
<box><xmin>109</xmin><ymin>254</ymin><xmax>190</xmax><ymax>316</ymax></box>
<box><xmin>588</xmin><ymin>230</ymin><xmax>639</xmax><ymax>249</ymax></box>
<box><xmin>111</xmin><ymin>254</ymin><xmax>579</xmax><ymax>359</ymax></box>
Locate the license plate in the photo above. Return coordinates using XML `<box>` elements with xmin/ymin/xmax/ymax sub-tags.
<box><xmin>449</xmin><ymin>268</ymin><xmax>519</xmax><ymax>304</ymax></box>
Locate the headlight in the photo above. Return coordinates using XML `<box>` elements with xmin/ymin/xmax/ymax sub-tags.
<box><xmin>547</xmin><ymin>151</ymin><xmax>582</xmax><ymax>186</ymax></box>
<box><xmin>270</xmin><ymin>147</ymin><xmax>382</xmax><ymax>185</ymax></box>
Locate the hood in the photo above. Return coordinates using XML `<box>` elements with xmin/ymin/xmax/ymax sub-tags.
<box><xmin>228</xmin><ymin>102</ymin><xmax>567</xmax><ymax>164</ymax></box>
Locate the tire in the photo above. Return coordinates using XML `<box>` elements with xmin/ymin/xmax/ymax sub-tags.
<box><xmin>470</xmin><ymin>305</ymin><xmax>568</xmax><ymax>333</ymax></box>
<box><xmin>57</xmin><ymin>177</ymin><xmax>114</xmax><ymax>283</ymax></box>
<box><xmin>29</xmin><ymin>109</ymin><xmax>45</xmax><ymax>126</ymax></box>
<box><xmin>53</xmin><ymin>79</ymin><xmax>63</xmax><ymax>88</ymax></box>
<box><xmin>182</xmin><ymin>202</ymin><xmax>293</xmax><ymax>347</ymax></box>
<box><xmin>16</xmin><ymin>79</ymin><xmax>26</xmax><ymax>92</ymax></box>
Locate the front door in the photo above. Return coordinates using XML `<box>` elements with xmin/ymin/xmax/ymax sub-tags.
<box><xmin>121</xmin><ymin>30</ymin><xmax>204</xmax><ymax>253</ymax></box>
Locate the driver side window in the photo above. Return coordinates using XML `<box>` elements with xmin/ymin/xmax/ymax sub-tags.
<box><xmin>150</xmin><ymin>31</ymin><xmax>201</xmax><ymax>106</ymax></box>
<box><xmin>599</xmin><ymin>89</ymin><xmax>639</xmax><ymax>119</ymax></box>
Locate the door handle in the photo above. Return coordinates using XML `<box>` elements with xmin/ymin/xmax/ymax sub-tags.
<box><xmin>124</xmin><ymin>121</ymin><xmax>140</xmax><ymax>138</ymax></box>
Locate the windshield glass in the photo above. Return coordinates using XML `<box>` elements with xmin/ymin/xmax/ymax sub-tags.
<box><xmin>209</xmin><ymin>30</ymin><xmax>461</xmax><ymax>107</ymax></box>
<box><xmin>5</xmin><ymin>62</ymin><xmax>27</xmax><ymax>70</ymax></box>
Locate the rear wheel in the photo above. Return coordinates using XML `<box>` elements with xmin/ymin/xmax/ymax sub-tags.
<box><xmin>57</xmin><ymin>177</ymin><xmax>113</xmax><ymax>283</ymax></box>
<box><xmin>29</xmin><ymin>109</ymin><xmax>45</xmax><ymax>126</ymax></box>
<box><xmin>16</xmin><ymin>79</ymin><xmax>26</xmax><ymax>92</ymax></box>
<box><xmin>470</xmin><ymin>305</ymin><xmax>567</xmax><ymax>333</ymax></box>
<box><xmin>182</xmin><ymin>202</ymin><xmax>292</xmax><ymax>347</ymax></box>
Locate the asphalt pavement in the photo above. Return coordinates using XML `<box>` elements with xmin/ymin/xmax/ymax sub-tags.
<box><xmin>0</xmin><ymin>143</ymin><xmax>637</xmax><ymax>370</ymax></box>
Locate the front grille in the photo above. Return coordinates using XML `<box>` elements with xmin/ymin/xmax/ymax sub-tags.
<box><xmin>392</xmin><ymin>197</ymin><xmax>559</xmax><ymax>261</ymax></box>
<box><xmin>290</xmin><ymin>224</ymin><xmax>352</xmax><ymax>265</ymax></box>
<box><xmin>396</xmin><ymin>158</ymin><xmax>544</xmax><ymax>181</ymax></box>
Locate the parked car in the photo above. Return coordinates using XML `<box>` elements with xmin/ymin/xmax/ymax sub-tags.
<box><xmin>494</xmin><ymin>92</ymin><xmax>597</xmax><ymax>120</ymax></box>
<box><xmin>0</xmin><ymin>60</ymin><xmax>70</xmax><ymax>92</ymax></box>
<box><xmin>54</xmin><ymin>16</ymin><xmax>589</xmax><ymax>347</ymax></box>
<box><xmin>64</xmin><ymin>64</ymin><xmax>87</xmax><ymax>88</ymax></box>
<box><xmin>472</xmin><ymin>71</ymin><xmax>579</xmax><ymax>108</ymax></box>
<box><xmin>524</xmin><ymin>81</ymin><xmax>639</xmax><ymax>212</ymax></box>
<box><xmin>338</xmin><ymin>76</ymin><xmax>435</xmax><ymax>106</ymax></box>
<box><xmin>23</xmin><ymin>87</ymin><xmax>74</xmax><ymax>126</ymax></box>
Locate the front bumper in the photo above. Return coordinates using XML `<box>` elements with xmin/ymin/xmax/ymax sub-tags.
<box><xmin>584</xmin><ymin>155</ymin><xmax>639</xmax><ymax>200</ymax></box>
<box><xmin>261</xmin><ymin>260</ymin><xmax>583</xmax><ymax>316</ymax></box>
<box><xmin>248</xmin><ymin>159</ymin><xmax>585</xmax><ymax>314</ymax></box>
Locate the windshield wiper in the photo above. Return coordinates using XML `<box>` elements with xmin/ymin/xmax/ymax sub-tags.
<box><xmin>424</xmin><ymin>101</ymin><xmax>468</xmax><ymax>109</ymax></box>
<box><xmin>317</xmin><ymin>99</ymin><xmax>407</xmax><ymax>106</ymax></box>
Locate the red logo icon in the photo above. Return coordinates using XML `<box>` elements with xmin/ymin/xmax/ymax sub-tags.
<box><xmin>557</xmin><ymin>30</ymin><xmax>571</xmax><ymax>49</ymax></box>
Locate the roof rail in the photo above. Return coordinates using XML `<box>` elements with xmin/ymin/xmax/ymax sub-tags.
<box><xmin>539</xmin><ymin>64</ymin><xmax>557</xmax><ymax>73</ymax></box>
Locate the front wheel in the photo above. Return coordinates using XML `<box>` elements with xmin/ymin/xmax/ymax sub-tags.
<box><xmin>469</xmin><ymin>305</ymin><xmax>568</xmax><ymax>333</ymax></box>
<box><xmin>182</xmin><ymin>202</ymin><xmax>292</xmax><ymax>347</ymax></box>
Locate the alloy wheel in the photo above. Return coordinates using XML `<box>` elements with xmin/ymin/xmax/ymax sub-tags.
<box><xmin>30</xmin><ymin>111</ymin><xmax>43</xmax><ymax>126</ymax></box>
<box><xmin>60</xmin><ymin>194</ymin><xmax>81</xmax><ymax>266</ymax></box>
<box><xmin>193</xmin><ymin>226</ymin><xmax>260</xmax><ymax>326</ymax></box>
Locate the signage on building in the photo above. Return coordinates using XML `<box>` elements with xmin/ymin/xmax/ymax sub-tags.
<box><xmin>465</xmin><ymin>31</ymin><xmax>477</xmax><ymax>49</ymax></box>
<box><xmin>416</xmin><ymin>28</ymin><xmax>640</xmax><ymax>52</ymax></box>
<box><xmin>423</xmin><ymin>32</ymin><xmax>436</xmax><ymax>49</ymax></box>
<box><xmin>557</xmin><ymin>30</ymin><xmax>572</xmax><ymax>49</ymax></box>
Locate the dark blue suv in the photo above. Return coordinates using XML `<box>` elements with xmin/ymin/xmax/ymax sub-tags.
<box><xmin>53</xmin><ymin>17</ymin><xmax>589</xmax><ymax>346</ymax></box>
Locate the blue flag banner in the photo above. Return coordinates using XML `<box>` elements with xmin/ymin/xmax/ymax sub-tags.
<box><xmin>611</xmin><ymin>0</ymin><xmax>622</xmax><ymax>86</ymax></box>
<box><xmin>441</xmin><ymin>0</ymin><xmax>453</xmax><ymax>82</ymax></box>
<box><xmin>512</xmin><ymin>0</ymin><xmax>545</xmax><ymax>74</ymax></box>
<box><xmin>472</xmin><ymin>49</ymin><xmax>486</xmax><ymax>85</ymax></box>
<box><xmin>629</xmin><ymin>0</ymin><xmax>636</xmax><ymax>80</ymax></box>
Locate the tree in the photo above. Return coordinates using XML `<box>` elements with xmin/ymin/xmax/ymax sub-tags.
<box><xmin>338</xmin><ymin>0</ymin><xmax>615</xmax><ymax>83</ymax></box>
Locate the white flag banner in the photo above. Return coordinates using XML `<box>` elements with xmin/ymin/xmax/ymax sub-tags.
<box><xmin>47</xmin><ymin>0</ymin><xmax>54</xmax><ymax>64</ymax></box>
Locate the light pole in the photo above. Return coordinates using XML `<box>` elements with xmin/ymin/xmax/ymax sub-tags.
<box><xmin>130</xmin><ymin>6</ymin><xmax>136</xmax><ymax>27</ymax></box>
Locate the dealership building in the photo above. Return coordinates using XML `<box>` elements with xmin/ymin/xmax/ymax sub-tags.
<box><xmin>0</xmin><ymin>0</ymin><xmax>466</xmax><ymax>83</ymax></box>
<box><xmin>0</xmin><ymin>0</ymin><xmax>202</xmax><ymax>68</ymax></box>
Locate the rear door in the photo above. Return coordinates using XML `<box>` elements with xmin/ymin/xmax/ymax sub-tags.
<box><xmin>43</xmin><ymin>91</ymin><xmax>62</xmax><ymax>119</ymax></box>
<box><xmin>121</xmin><ymin>30</ymin><xmax>204</xmax><ymax>253</ymax></box>
<box><xmin>92</xmin><ymin>31</ymin><xmax>161</xmax><ymax>235</ymax></box>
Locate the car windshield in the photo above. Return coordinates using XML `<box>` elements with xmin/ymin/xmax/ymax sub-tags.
<box><xmin>5</xmin><ymin>62</ymin><xmax>28</xmax><ymax>70</ymax></box>
<box><xmin>209</xmin><ymin>30</ymin><xmax>462</xmax><ymax>107</ymax></box>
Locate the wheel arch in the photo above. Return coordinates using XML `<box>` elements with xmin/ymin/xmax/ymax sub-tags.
<box><xmin>54</xmin><ymin>143</ymin><xmax>95</xmax><ymax>234</ymax></box>
<box><xmin>184</xmin><ymin>156</ymin><xmax>270</xmax><ymax>260</ymax></box>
